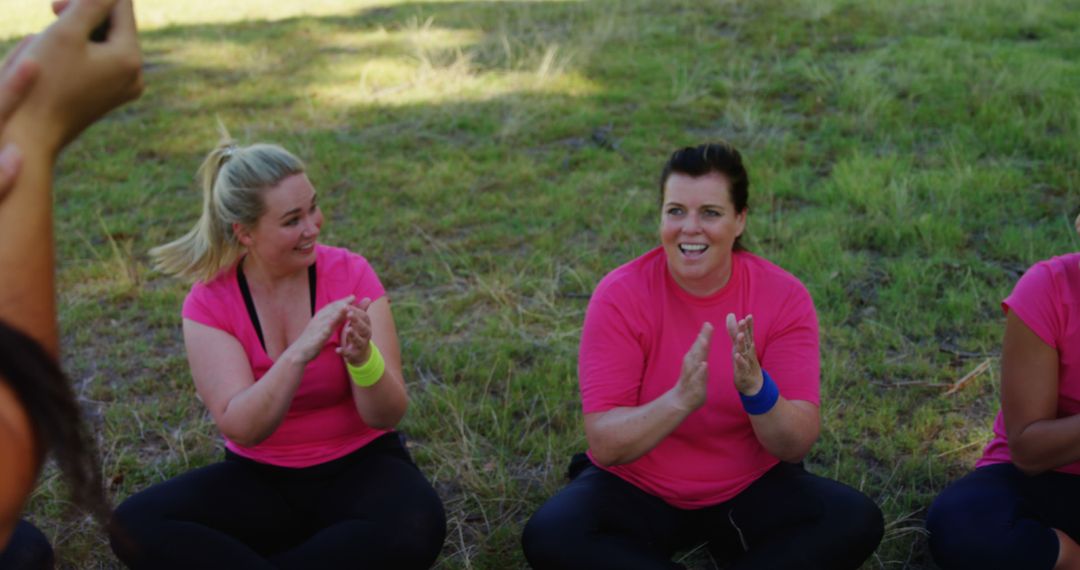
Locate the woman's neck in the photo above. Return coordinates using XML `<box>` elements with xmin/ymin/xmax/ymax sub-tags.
<box><xmin>241</xmin><ymin>254</ymin><xmax>307</xmax><ymax>293</ymax></box>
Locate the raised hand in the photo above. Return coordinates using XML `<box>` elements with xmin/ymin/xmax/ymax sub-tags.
<box><xmin>726</xmin><ymin>313</ymin><xmax>763</xmax><ymax>395</ymax></box>
<box><xmin>336</xmin><ymin>297</ymin><xmax>374</xmax><ymax>367</ymax></box>
<box><xmin>6</xmin><ymin>0</ymin><xmax>143</xmax><ymax>154</ymax></box>
<box><xmin>0</xmin><ymin>39</ymin><xmax>39</xmax><ymax>196</ymax></box>
<box><xmin>287</xmin><ymin>295</ymin><xmax>355</xmax><ymax>364</ymax></box>
<box><xmin>671</xmin><ymin>322</ymin><xmax>713</xmax><ymax>411</ymax></box>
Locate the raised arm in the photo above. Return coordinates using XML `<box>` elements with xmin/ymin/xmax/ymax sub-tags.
<box><xmin>0</xmin><ymin>46</ymin><xmax>43</xmax><ymax>541</ymax></box>
<box><xmin>0</xmin><ymin>0</ymin><xmax>141</xmax><ymax>545</ymax></box>
<box><xmin>185</xmin><ymin>295</ymin><xmax>355</xmax><ymax>447</ymax></box>
<box><xmin>0</xmin><ymin>0</ymin><xmax>142</xmax><ymax>354</ymax></box>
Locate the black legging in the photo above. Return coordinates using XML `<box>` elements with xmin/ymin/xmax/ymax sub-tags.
<box><xmin>522</xmin><ymin>458</ymin><xmax>883</xmax><ymax>570</ymax></box>
<box><xmin>109</xmin><ymin>433</ymin><xmax>446</xmax><ymax>569</ymax></box>
<box><xmin>927</xmin><ymin>462</ymin><xmax>1080</xmax><ymax>570</ymax></box>
<box><xmin>0</xmin><ymin>519</ymin><xmax>53</xmax><ymax>570</ymax></box>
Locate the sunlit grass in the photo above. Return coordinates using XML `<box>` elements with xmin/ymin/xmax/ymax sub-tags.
<box><xmin>8</xmin><ymin>0</ymin><xmax>1080</xmax><ymax>568</ymax></box>
<box><xmin>1</xmin><ymin>0</ymin><xmax>483</xmax><ymax>39</ymax></box>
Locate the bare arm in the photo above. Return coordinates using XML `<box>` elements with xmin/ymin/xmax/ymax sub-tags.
<box><xmin>584</xmin><ymin>392</ymin><xmax>696</xmax><ymax>467</ymax></box>
<box><xmin>185</xmin><ymin>295</ymin><xmax>355</xmax><ymax>447</ymax></box>
<box><xmin>728</xmin><ymin>314</ymin><xmax>820</xmax><ymax>462</ymax></box>
<box><xmin>585</xmin><ymin>323</ymin><xmax>712</xmax><ymax>466</ymax></box>
<box><xmin>746</xmin><ymin>399</ymin><xmax>820</xmax><ymax>463</ymax></box>
<box><xmin>338</xmin><ymin>297</ymin><xmax>408</xmax><ymax>430</ymax></box>
<box><xmin>0</xmin><ymin>0</ymin><xmax>141</xmax><ymax>546</ymax></box>
<box><xmin>0</xmin><ymin>39</ymin><xmax>42</xmax><ymax>552</ymax></box>
<box><xmin>1000</xmin><ymin>310</ymin><xmax>1074</xmax><ymax>475</ymax></box>
<box><xmin>0</xmin><ymin>379</ymin><xmax>38</xmax><ymax>547</ymax></box>
<box><xmin>0</xmin><ymin>0</ymin><xmax>142</xmax><ymax>355</ymax></box>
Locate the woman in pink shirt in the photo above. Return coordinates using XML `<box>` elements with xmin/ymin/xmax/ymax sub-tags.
<box><xmin>523</xmin><ymin>142</ymin><xmax>883</xmax><ymax>569</ymax></box>
<box><xmin>108</xmin><ymin>139</ymin><xmax>445</xmax><ymax>568</ymax></box>
<box><xmin>928</xmin><ymin>217</ymin><xmax>1080</xmax><ymax>570</ymax></box>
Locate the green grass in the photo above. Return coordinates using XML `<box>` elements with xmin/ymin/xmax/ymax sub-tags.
<box><xmin>6</xmin><ymin>0</ymin><xmax>1080</xmax><ymax>567</ymax></box>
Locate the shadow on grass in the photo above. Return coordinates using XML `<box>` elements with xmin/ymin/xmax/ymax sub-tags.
<box><xmin>10</xmin><ymin>0</ymin><xmax>1080</xmax><ymax>568</ymax></box>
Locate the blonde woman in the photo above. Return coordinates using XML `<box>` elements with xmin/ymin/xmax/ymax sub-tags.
<box><xmin>109</xmin><ymin>140</ymin><xmax>445</xmax><ymax>569</ymax></box>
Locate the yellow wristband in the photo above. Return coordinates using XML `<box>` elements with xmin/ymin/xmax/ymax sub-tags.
<box><xmin>346</xmin><ymin>343</ymin><xmax>385</xmax><ymax>387</ymax></box>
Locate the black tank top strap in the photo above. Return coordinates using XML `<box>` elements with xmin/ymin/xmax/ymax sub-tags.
<box><xmin>309</xmin><ymin>263</ymin><xmax>317</xmax><ymax>315</ymax></box>
<box><xmin>235</xmin><ymin>259</ymin><xmax>265</xmax><ymax>352</ymax></box>
<box><xmin>236</xmin><ymin>260</ymin><xmax>317</xmax><ymax>354</ymax></box>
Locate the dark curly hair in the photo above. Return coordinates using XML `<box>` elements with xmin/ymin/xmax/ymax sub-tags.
<box><xmin>0</xmin><ymin>320</ymin><xmax>108</xmax><ymax>524</ymax></box>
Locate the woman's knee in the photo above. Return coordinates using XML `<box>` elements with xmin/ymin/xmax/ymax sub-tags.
<box><xmin>108</xmin><ymin>496</ymin><xmax>143</xmax><ymax>563</ymax></box>
<box><xmin>926</xmin><ymin>470</ymin><xmax>1058</xmax><ymax>570</ymax></box>
<box><xmin>0</xmin><ymin>520</ymin><xmax>54</xmax><ymax>570</ymax></box>
<box><xmin>926</xmin><ymin>484</ymin><xmax>1002</xmax><ymax>569</ymax></box>
<box><xmin>806</xmin><ymin>484</ymin><xmax>883</xmax><ymax>567</ymax></box>
<box><xmin>522</xmin><ymin>498</ymin><xmax>588</xmax><ymax>569</ymax></box>
<box><xmin>399</xmin><ymin>500</ymin><xmax>447</xmax><ymax>566</ymax></box>
<box><xmin>521</xmin><ymin>510</ymin><xmax>559</xmax><ymax>568</ymax></box>
<box><xmin>835</xmin><ymin>488</ymin><xmax>884</xmax><ymax>552</ymax></box>
<box><xmin>372</xmin><ymin>481</ymin><xmax>446</xmax><ymax>567</ymax></box>
<box><xmin>108</xmin><ymin>491</ymin><xmax>167</xmax><ymax>565</ymax></box>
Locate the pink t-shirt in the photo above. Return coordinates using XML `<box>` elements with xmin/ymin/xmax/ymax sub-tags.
<box><xmin>977</xmin><ymin>253</ymin><xmax>1080</xmax><ymax>474</ymax></box>
<box><xmin>182</xmin><ymin>244</ymin><xmax>388</xmax><ymax>468</ymax></box>
<box><xmin>580</xmin><ymin>247</ymin><xmax>820</xmax><ymax>509</ymax></box>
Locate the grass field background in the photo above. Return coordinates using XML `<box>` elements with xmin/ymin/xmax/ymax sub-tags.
<box><xmin>4</xmin><ymin>0</ymin><xmax>1080</xmax><ymax>567</ymax></box>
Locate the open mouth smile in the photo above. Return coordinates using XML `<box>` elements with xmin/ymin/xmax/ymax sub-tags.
<box><xmin>679</xmin><ymin>243</ymin><xmax>708</xmax><ymax>257</ymax></box>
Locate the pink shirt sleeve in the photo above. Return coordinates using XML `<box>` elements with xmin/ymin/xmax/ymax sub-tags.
<box><xmin>760</xmin><ymin>282</ymin><xmax>820</xmax><ymax>405</ymax></box>
<box><xmin>181</xmin><ymin>281</ymin><xmax>235</xmax><ymax>335</ymax></box>
<box><xmin>347</xmin><ymin>252</ymin><xmax>386</xmax><ymax>303</ymax></box>
<box><xmin>579</xmin><ymin>280</ymin><xmax>647</xmax><ymax>414</ymax></box>
<box><xmin>1004</xmin><ymin>262</ymin><xmax>1061</xmax><ymax>349</ymax></box>
<box><xmin>319</xmin><ymin>247</ymin><xmax>386</xmax><ymax>304</ymax></box>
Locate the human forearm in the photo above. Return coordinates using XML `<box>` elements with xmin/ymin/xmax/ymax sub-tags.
<box><xmin>585</xmin><ymin>389</ymin><xmax>693</xmax><ymax>467</ymax></box>
<box><xmin>349</xmin><ymin>367</ymin><xmax>408</xmax><ymax>430</ymax></box>
<box><xmin>0</xmin><ymin>380</ymin><xmax>37</xmax><ymax>549</ymax></box>
<box><xmin>339</xmin><ymin>299</ymin><xmax>408</xmax><ymax>430</ymax></box>
<box><xmin>725</xmin><ymin>314</ymin><xmax>820</xmax><ymax>462</ymax></box>
<box><xmin>0</xmin><ymin>0</ymin><xmax>141</xmax><ymax>354</ymax></box>
<box><xmin>216</xmin><ymin>350</ymin><xmax>307</xmax><ymax>447</ymax></box>
<box><xmin>1007</xmin><ymin>415</ymin><xmax>1080</xmax><ymax>475</ymax></box>
<box><xmin>0</xmin><ymin>135</ymin><xmax>58</xmax><ymax>355</ymax></box>
<box><xmin>748</xmin><ymin>398</ymin><xmax>819</xmax><ymax>463</ymax></box>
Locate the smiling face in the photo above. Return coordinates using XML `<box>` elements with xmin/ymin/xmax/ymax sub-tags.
<box><xmin>235</xmin><ymin>173</ymin><xmax>322</xmax><ymax>276</ymax></box>
<box><xmin>660</xmin><ymin>172</ymin><xmax>746</xmax><ymax>296</ymax></box>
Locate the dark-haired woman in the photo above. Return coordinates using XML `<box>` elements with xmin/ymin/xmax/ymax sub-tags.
<box><xmin>522</xmin><ymin>142</ymin><xmax>883</xmax><ymax>569</ymax></box>
<box><xmin>0</xmin><ymin>0</ymin><xmax>143</xmax><ymax>567</ymax></box>
<box><xmin>927</xmin><ymin>214</ymin><xmax>1080</xmax><ymax>570</ymax></box>
<box><xmin>108</xmin><ymin>139</ymin><xmax>446</xmax><ymax>569</ymax></box>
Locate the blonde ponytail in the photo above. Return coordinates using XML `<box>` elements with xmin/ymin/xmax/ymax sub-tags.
<box><xmin>150</xmin><ymin>136</ymin><xmax>306</xmax><ymax>282</ymax></box>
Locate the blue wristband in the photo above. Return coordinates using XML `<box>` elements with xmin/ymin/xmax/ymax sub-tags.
<box><xmin>739</xmin><ymin>369</ymin><xmax>779</xmax><ymax>415</ymax></box>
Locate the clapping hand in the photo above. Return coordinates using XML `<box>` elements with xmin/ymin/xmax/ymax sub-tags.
<box><xmin>6</xmin><ymin>0</ymin><xmax>143</xmax><ymax>155</ymax></box>
<box><xmin>288</xmin><ymin>295</ymin><xmax>355</xmax><ymax>364</ymax></box>
<box><xmin>336</xmin><ymin>297</ymin><xmax>374</xmax><ymax>367</ymax></box>
<box><xmin>0</xmin><ymin>39</ymin><xmax>39</xmax><ymax>196</ymax></box>
<box><xmin>671</xmin><ymin>322</ymin><xmax>713</xmax><ymax>411</ymax></box>
<box><xmin>726</xmin><ymin>313</ymin><xmax>763</xmax><ymax>396</ymax></box>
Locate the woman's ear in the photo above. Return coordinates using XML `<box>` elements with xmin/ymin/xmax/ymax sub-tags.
<box><xmin>735</xmin><ymin>207</ymin><xmax>748</xmax><ymax>238</ymax></box>
<box><xmin>233</xmin><ymin>222</ymin><xmax>252</xmax><ymax>247</ymax></box>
